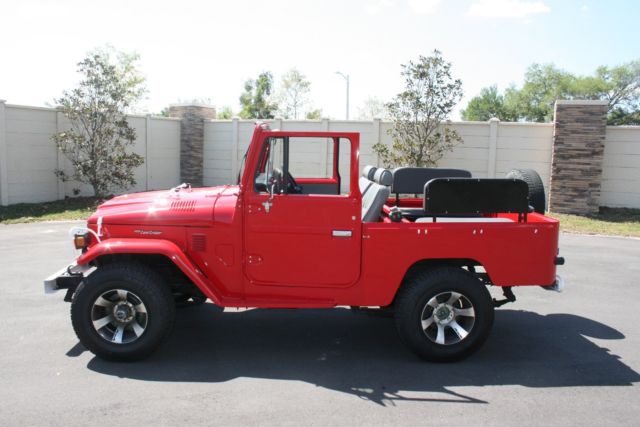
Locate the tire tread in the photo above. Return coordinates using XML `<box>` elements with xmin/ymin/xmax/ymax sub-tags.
<box><xmin>71</xmin><ymin>262</ymin><xmax>175</xmax><ymax>362</ymax></box>
<box><xmin>506</xmin><ymin>168</ymin><xmax>546</xmax><ymax>214</ymax></box>
<box><xmin>394</xmin><ymin>267</ymin><xmax>494</xmax><ymax>362</ymax></box>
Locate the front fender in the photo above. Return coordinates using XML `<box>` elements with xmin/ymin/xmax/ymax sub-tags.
<box><xmin>76</xmin><ymin>238</ymin><xmax>222</xmax><ymax>304</ymax></box>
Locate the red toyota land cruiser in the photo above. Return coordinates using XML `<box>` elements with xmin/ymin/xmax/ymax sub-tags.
<box><xmin>45</xmin><ymin>123</ymin><xmax>564</xmax><ymax>362</ymax></box>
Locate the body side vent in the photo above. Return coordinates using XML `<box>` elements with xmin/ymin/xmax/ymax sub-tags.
<box><xmin>191</xmin><ymin>234</ymin><xmax>207</xmax><ymax>252</ymax></box>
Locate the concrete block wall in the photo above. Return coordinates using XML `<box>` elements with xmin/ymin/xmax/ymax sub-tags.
<box><xmin>601</xmin><ymin>126</ymin><xmax>640</xmax><ymax>208</ymax></box>
<box><xmin>1</xmin><ymin>101</ymin><xmax>639</xmax><ymax>211</ymax></box>
<box><xmin>202</xmin><ymin>118</ymin><xmax>556</xmax><ymax>195</ymax></box>
<box><xmin>0</xmin><ymin>102</ymin><xmax>181</xmax><ymax>205</ymax></box>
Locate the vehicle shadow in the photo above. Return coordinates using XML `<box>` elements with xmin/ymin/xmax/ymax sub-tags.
<box><xmin>80</xmin><ymin>306</ymin><xmax>640</xmax><ymax>405</ymax></box>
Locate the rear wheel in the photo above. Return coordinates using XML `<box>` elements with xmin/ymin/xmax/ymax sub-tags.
<box><xmin>71</xmin><ymin>263</ymin><xmax>175</xmax><ymax>362</ymax></box>
<box><xmin>395</xmin><ymin>268</ymin><xmax>494</xmax><ymax>362</ymax></box>
<box><xmin>506</xmin><ymin>168</ymin><xmax>546</xmax><ymax>214</ymax></box>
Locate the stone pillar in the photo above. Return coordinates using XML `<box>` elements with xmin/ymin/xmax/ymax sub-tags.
<box><xmin>168</xmin><ymin>104</ymin><xmax>216</xmax><ymax>186</ymax></box>
<box><xmin>549</xmin><ymin>100</ymin><xmax>608</xmax><ymax>214</ymax></box>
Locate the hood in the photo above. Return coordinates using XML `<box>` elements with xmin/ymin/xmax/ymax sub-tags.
<box><xmin>88</xmin><ymin>185</ymin><xmax>239</xmax><ymax>227</ymax></box>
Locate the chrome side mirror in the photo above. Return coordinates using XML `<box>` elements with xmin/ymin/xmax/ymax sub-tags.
<box><xmin>263</xmin><ymin>180</ymin><xmax>276</xmax><ymax>213</ymax></box>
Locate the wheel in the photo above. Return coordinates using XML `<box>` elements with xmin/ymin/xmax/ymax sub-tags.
<box><xmin>506</xmin><ymin>168</ymin><xmax>546</xmax><ymax>214</ymax></box>
<box><xmin>395</xmin><ymin>268</ymin><xmax>494</xmax><ymax>362</ymax></box>
<box><xmin>71</xmin><ymin>263</ymin><xmax>175</xmax><ymax>362</ymax></box>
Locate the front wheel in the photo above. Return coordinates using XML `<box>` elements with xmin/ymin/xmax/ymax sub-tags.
<box><xmin>395</xmin><ymin>268</ymin><xmax>494</xmax><ymax>362</ymax></box>
<box><xmin>71</xmin><ymin>263</ymin><xmax>175</xmax><ymax>362</ymax></box>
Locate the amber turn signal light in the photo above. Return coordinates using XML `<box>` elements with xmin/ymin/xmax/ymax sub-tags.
<box><xmin>73</xmin><ymin>233</ymin><xmax>90</xmax><ymax>249</ymax></box>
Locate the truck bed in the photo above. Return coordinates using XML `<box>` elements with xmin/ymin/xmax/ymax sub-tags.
<box><xmin>359</xmin><ymin>210</ymin><xmax>559</xmax><ymax>306</ymax></box>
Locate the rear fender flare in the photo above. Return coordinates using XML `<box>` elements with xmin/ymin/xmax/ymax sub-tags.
<box><xmin>76</xmin><ymin>238</ymin><xmax>222</xmax><ymax>305</ymax></box>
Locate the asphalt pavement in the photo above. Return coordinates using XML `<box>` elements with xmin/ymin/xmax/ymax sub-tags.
<box><xmin>0</xmin><ymin>221</ymin><xmax>638</xmax><ymax>426</ymax></box>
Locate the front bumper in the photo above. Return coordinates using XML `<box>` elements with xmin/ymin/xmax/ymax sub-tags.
<box><xmin>44</xmin><ymin>262</ymin><xmax>94</xmax><ymax>295</ymax></box>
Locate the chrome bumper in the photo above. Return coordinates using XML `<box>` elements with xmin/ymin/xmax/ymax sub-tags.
<box><xmin>44</xmin><ymin>263</ymin><xmax>94</xmax><ymax>294</ymax></box>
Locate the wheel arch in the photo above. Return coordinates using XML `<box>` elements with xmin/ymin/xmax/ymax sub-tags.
<box><xmin>390</xmin><ymin>258</ymin><xmax>492</xmax><ymax>305</ymax></box>
<box><xmin>76</xmin><ymin>238</ymin><xmax>222</xmax><ymax>304</ymax></box>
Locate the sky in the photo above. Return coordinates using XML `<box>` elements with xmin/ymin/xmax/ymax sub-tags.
<box><xmin>0</xmin><ymin>0</ymin><xmax>639</xmax><ymax>120</ymax></box>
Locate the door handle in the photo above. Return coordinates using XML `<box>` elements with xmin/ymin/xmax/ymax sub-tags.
<box><xmin>332</xmin><ymin>230</ymin><xmax>352</xmax><ymax>238</ymax></box>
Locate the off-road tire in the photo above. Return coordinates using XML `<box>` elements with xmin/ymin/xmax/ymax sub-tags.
<box><xmin>71</xmin><ymin>263</ymin><xmax>175</xmax><ymax>362</ymax></box>
<box><xmin>395</xmin><ymin>268</ymin><xmax>494</xmax><ymax>362</ymax></box>
<box><xmin>506</xmin><ymin>168</ymin><xmax>546</xmax><ymax>214</ymax></box>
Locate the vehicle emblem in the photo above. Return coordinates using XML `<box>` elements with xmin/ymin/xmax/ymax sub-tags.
<box><xmin>133</xmin><ymin>229</ymin><xmax>162</xmax><ymax>236</ymax></box>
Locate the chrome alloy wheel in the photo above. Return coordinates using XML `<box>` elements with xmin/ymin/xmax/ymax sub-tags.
<box><xmin>91</xmin><ymin>289</ymin><xmax>148</xmax><ymax>344</ymax></box>
<box><xmin>420</xmin><ymin>291</ymin><xmax>476</xmax><ymax>346</ymax></box>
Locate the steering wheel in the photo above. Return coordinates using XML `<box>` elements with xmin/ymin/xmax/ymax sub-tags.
<box><xmin>267</xmin><ymin>169</ymin><xmax>302</xmax><ymax>194</ymax></box>
<box><xmin>286</xmin><ymin>172</ymin><xmax>303</xmax><ymax>194</ymax></box>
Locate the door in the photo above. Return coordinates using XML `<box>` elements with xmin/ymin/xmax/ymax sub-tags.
<box><xmin>243</xmin><ymin>134</ymin><xmax>361</xmax><ymax>288</ymax></box>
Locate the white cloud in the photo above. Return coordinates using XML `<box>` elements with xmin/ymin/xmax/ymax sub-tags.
<box><xmin>407</xmin><ymin>0</ymin><xmax>442</xmax><ymax>15</ymax></box>
<box><xmin>468</xmin><ymin>0</ymin><xmax>550</xmax><ymax>18</ymax></box>
<box><xmin>580</xmin><ymin>4</ymin><xmax>589</xmax><ymax>13</ymax></box>
<box><xmin>367</xmin><ymin>0</ymin><xmax>395</xmax><ymax>15</ymax></box>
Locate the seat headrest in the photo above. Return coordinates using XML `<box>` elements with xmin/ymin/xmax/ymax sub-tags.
<box><xmin>392</xmin><ymin>167</ymin><xmax>472</xmax><ymax>194</ymax></box>
<box><xmin>423</xmin><ymin>178</ymin><xmax>529</xmax><ymax>215</ymax></box>
<box><xmin>373</xmin><ymin>168</ymin><xmax>392</xmax><ymax>186</ymax></box>
<box><xmin>362</xmin><ymin>165</ymin><xmax>377</xmax><ymax>180</ymax></box>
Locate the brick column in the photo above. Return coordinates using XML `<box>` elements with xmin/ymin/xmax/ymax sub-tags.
<box><xmin>549</xmin><ymin>100</ymin><xmax>608</xmax><ymax>214</ymax></box>
<box><xmin>168</xmin><ymin>104</ymin><xmax>216</xmax><ymax>186</ymax></box>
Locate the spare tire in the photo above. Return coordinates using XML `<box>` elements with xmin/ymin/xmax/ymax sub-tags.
<box><xmin>506</xmin><ymin>169</ymin><xmax>546</xmax><ymax>214</ymax></box>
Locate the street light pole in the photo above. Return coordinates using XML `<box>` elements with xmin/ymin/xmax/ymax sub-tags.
<box><xmin>335</xmin><ymin>71</ymin><xmax>350</xmax><ymax>120</ymax></box>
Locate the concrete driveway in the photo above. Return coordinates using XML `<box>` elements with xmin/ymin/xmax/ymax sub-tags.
<box><xmin>0</xmin><ymin>221</ymin><xmax>638</xmax><ymax>425</ymax></box>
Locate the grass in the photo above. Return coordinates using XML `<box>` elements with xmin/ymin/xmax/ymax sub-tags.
<box><xmin>549</xmin><ymin>207</ymin><xmax>640</xmax><ymax>238</ymax></box>
<box><xmin>1</xmin><ymin>197</ymin><xmax>639</xmax><ymax>238</ymax></box>
<box><xmin>0</xmin><ymin>197</ymin><xmax>102</xmax><ymax>224</ymax></box>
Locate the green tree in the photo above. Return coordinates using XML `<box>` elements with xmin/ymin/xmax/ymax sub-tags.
<box><xmin>356</xmin><ymin>96</ymin><xmax>389</xmax><ymax>120</ymax></box>
<box><xmin>239</xmin><ymin>72</ymin><xmax>278</xmax><ymax>119</ymax></box>
<box><xmin>305</xmin><ymin>108</ymin><xmax>322</xmax><ymax>120</ymax></box>
<box><xmin>276</xmin><ymin>68</ymin><xmax>311</xmax><ymax>119</ymax></box>
<box><xmin>463</xmin><ymin>60</ymin><xmax>640</xmax><ymax>124</ymax></box>
<box><xmin>217</xmin><ymin>106</ymin><xmax>234</xmax><ymax>119</ymax></box>
<box><xmin>592</xmin><ymin>60</ymin><xmax>640</xmax><ymax>124</ymax></box>
<box><xmin>507</xmin><ymin>64</ymin><xmax>578</xmax><ymax>122</ymax></box>
<box><xmin>608</xmin><ymin>108</ymin><xmax>640</xmax><ymax>125</ymax></box>
<box><xmin>373</xmin><ymin>50</ymin><xmax>464</xmax><ymax>168</ymax></box>
<box><xmin>52</xmin><ymin>46</ymin><xmax>145</xmax><ymax>198</ymax></box>
<box><xmin>460</xmin><ymin>85</ymin><xmax>516</xmax><ymax>121</ymax></box>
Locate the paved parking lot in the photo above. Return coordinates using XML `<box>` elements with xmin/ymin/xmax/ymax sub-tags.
<box><xmin>0</xmin><ymin>221</ymin><xmax>639</xmax><ymax>426</ymax></box>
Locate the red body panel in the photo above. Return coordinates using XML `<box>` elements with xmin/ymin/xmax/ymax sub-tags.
<box><xmin>76</xmin><ymin>238</ymin><xmax>225</xmax><ymax>305</ymax></box>
<box><xmin>75</xmin><ymin>124</ymin><xmax>560</xmax><ymax>309</ymax></box>
<box><xmin>295</xmin><ymin>177</ymin><xmax>339</xmax><ymax>185</ymax></box>
<box><xmin>359</xmin><ymin>214</ymin><xmax>558</xmax><ymax>305</ymax></box>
